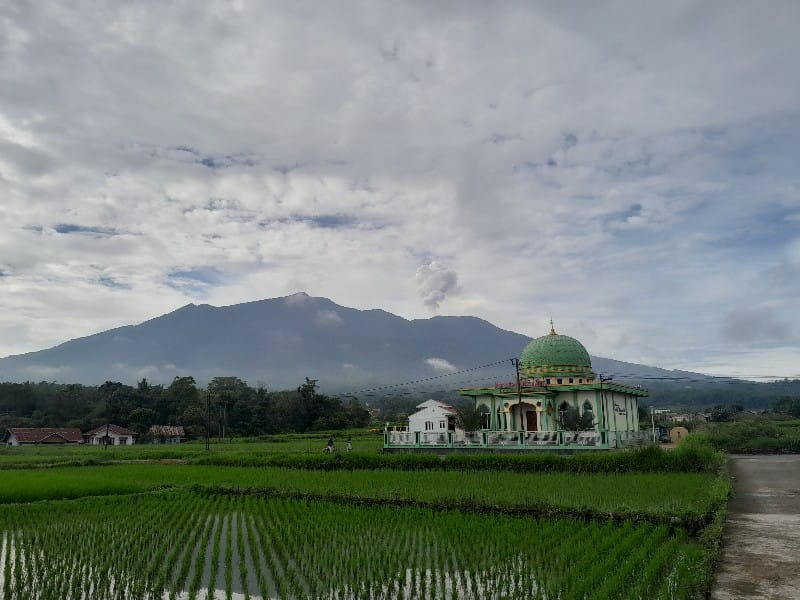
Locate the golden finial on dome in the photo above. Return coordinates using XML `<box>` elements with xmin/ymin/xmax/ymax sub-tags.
<box><xmin>549</xmin><ymin>318</ymin><xmax>556</xmax><ymax>335</ymax></box>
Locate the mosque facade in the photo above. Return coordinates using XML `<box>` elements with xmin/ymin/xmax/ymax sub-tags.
<box><xmin>384</xmin><ymin>322</ymin><xmax>649</xmax><ymax>450</ymax></box>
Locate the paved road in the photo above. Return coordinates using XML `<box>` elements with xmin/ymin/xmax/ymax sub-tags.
<box><xmin>712</xmin><ymin>455</ymin><xmax>800</xmax><ymax>599</ymax></box>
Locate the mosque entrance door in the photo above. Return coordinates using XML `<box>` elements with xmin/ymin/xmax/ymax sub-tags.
<box><xmin>525</xmin><ymin>411</ymin><xmax>538</xmax><ymax>432</ymax></box>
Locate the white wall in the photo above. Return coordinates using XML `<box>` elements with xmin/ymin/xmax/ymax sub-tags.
<box><xmin>408</xmin><ymin>404</ymin><xmax>453</xmax><ymax>433</ymax></box>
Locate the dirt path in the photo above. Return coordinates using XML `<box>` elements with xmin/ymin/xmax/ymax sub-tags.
<box><xmin>712</xmin><ymin>455</ymin><xmax>800</xmax><ymax>599</ymax></box>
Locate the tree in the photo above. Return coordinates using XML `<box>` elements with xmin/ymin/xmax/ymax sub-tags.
<box><xmin>558</xmin><ymin>405</ymin><xmax>594</xmax><ymax>431</ymax></box>
<box><xmin>165</xmin><ymin>377</ymin><xmax>200</xmax><ymax>424</ymax></box>
<box><xmin>456</xmin><ymin>404</ymin><xmax>483</xmax><ymax>432</ymax></box>
<box><xmin>773</xmin><ymin>396</ymin><xmax>800</xmax><ymax>418</ymax></box>
<box><xmin>341</xmin><ymin>398</ymin><xmax>370</xmax><ymax>428</ymax></box>
<box><xmin>128</xmin><ymin>407</ymin><xmax>158</xmax><ymax>434</ymax></box>
<box><xmin>709</xmin><ymin>404</ymin><xmax>743</xmax><ymax>422</ymax></box>
<box><xmin>208</xmin><ymin>377</ymin><xmax>251</xmax><ymax>439</ymax></box>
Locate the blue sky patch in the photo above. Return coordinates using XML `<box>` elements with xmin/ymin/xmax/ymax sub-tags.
<box><xmin>97</xmin><ymin>277</ymin><xmax>131</xmax><ymax>290</ymax></box>
<box><xmin>166</xmin><ymin>268</ymin><xmax>226</xmax><ymax>297</ymax></box>
<box><xmin>55</xmin><ymin>224</ymin><xmax>119</xmax><ymax>236</ymax></box>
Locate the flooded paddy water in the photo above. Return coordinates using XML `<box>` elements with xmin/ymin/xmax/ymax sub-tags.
<box><xmin>1</xmin><ymin>490</ymin><xmax>702</xmax><ymax>599</ymax></box>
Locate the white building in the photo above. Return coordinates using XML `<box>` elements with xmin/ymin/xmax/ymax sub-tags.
<box><xmin>407</xmin><ymin>399</ymin><xmax>457</xmax><ymax>434</ymax></box>
<box><xmin>84</xmin><ymin>424</ymin><xmax>137</xmax><ymax>446</ymax></box>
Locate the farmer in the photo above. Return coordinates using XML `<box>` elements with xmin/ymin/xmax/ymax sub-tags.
<box><xmin>326</xmin><ymin>435</ymin><xmax>335</xmax><ymax>453</ymax></box>
<box><xmin>346</xmin><ymin>436</ymin><xmax>352</xmax><ymax>452</ymax></box>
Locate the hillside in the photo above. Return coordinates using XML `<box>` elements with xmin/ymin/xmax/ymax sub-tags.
<box><xmin>0</xmin><ymin>292</ymin><xmax>721</xmax><ymax>394</ymax></box>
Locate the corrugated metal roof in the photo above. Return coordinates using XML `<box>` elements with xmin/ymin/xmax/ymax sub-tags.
<box><xmin>148</xmin><ymin>425</ymin><xmax>185</xmax><ymax>436</ymax></box>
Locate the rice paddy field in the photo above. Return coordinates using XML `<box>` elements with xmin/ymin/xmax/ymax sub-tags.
<box><xmin>0</xmin><ymin>435</ymin><xmax>729</xmax><ymax>599</ymax></box>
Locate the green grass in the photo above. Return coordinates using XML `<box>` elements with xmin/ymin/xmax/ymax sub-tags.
<box><xmin>1</xmin><ymin>491</ymin><xmax>711</xmax><ymax>600</ymax></box>
<box><xmin>0</xmin><ymin>435</ymin><xmax>729</xmax><ymax>598</ymax></box>
<box><xmin>0</xmin><ymin>432</ymin><xmax>384</xmax><ymax>468</ymax></box>
<box><xmin>0</xmin><ymin>463</ymin><xmax>728</xmax><ymax>524</ymax></box>
<box><xmin>697</xmin><ymin>417</ymin><xmax>800</xmax><ymax>453</ymax></box>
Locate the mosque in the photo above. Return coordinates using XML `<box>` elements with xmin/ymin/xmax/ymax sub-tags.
<box><xmin>385</xmin><ymin>322</ymin><xmax>649</xmax><ymax>450</ymax></box>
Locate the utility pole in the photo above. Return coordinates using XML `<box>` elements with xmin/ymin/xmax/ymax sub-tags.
<box><xmin>651</xmin><ymin>406</ymin><xmax>656</xmax><ymax>443</ymax></box>
<box><xmin>104</xmin><ymin>385</ymin><xmax>118</xmax><ymax>450</ymax></box>
<box><xmin>512</xmin><ymin>358</ymin><xmax>522</xmax><ymax>430</ymax></box>
<box><xmin>205</xmin><ymin>391</ymin><xmax>211</xmax><ymax>452</ymax></box>
<box><xmin>599</xmin><ymin>375</ymin><xmax>612</xmax><ymax>430</ymax></box>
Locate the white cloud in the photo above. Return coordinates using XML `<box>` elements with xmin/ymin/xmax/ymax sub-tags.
<box><xmin>0</xmin><ymin>2</ymin><xmax>798</xmax><ymax>378</ymax></box>
<box><xmin>22</xmin><ymin>365</ymin><xmax>72</xmax><ymax>378</ymax></box>
<box><xmin>424</xmin><ymin>357</ymin><xmax>458</xmax><ymax>373</ymax></box>
<box><xmin>316</xmin><ymin>309</ymin><xmax>344</xmax><ymax>327</ymax></box>
<box><xmin>416</xmin><ymin>262</ymin><xmax>459</xmax><ymax>310</ymax></box>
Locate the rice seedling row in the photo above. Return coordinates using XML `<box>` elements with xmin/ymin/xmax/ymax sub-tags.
<box><xmin>0</xmin><ymin>464</ymin><xmax>729</xmax><ymax>527</ymax></box>
<box><xmin>1</xmin><ymin>490</ymin><xmax>709</xmax><ymax>599</ymax></box>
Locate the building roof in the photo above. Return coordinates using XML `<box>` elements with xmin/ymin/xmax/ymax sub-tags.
<box><xmin>8</xmin><ymin>428</ymin><xmax>84</xmax><ymax>444</ymax></box>
<box><xmin>412</xmin><ymin>399</ymin><xmax>457</xmax><ymax>414</ymax></box>
<box><xmin>520</xmin><ymin>321</ymin><xmax>595</xmax><ymax>378</ymax></box>
<box><xmin>84</xmin><ymin>424</ymin><xmax>138</xmax><ymax>437</ymax></box>
<box><xmin>148</xmin><ymin>425</ymin><xmax>185</xmax><ymax>437</ymax></box>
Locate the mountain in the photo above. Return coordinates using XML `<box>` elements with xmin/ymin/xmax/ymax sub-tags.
<box><xmin>0</xmin><ymin>292</ymin><xmax>717</xmax><ymax>393</ymax></box>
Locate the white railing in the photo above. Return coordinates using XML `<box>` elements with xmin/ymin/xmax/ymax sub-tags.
<box><xmin>420</xmin><ymin>431</ymin><xmax>449</xmax><ymax>445</ymax></box>
<box><xmin>486</xmin><ymin>432</ymin><xmax>520</xmax><ymax>446</ymax></box>
<box><xmin>387</xmin><ymin>431</ymin><xmax>416</xmax><ymax>446</ymax></box>
<box><xmin>384</xmin><ymin>429</ymin><xmax>647</xmax><ymax>449</ymax></box>
<box><xmin>524</xmin><ymin>431</ymin><xmax>559</xmax><ymax>446</ymax></box>
<box><xmin>453</xmin><ymin>431</ymin><xmax>483</xmax><ymax>446</ymax></box>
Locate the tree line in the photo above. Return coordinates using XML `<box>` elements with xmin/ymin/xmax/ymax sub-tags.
<box><xmin>0</xmin><ymin>376</ymin><xmax>370</xmax><ymax>440</ymax></box>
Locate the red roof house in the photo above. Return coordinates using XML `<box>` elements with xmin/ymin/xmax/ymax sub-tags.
<box><xmin>6</xmin><ymin>428</ymin><xmax>84</xmax><ymax>446</ymax></box>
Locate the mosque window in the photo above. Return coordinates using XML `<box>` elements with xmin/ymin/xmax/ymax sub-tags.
<box><xmin>557</xmin><ymin>378</ymin><xmax>563</xmax><ymax>384</ymax></box>
<box><xmin>569</xmin><ymin>378</ymin><xmax>574</xmax><ymax>383</ymax></box>
<box><xmin>425</xmin><ymin>421</ymin><xmax>434</xmax><ymax>431</ymax></box>
<box><xmin>439</xmin><ymin>420</ymin><xmax>446</xmax><ymax>429</ymax></box>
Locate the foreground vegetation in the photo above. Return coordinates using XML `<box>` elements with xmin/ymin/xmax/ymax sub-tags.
<box><xmin>0</xmin><ymin>434</ymin><xmax>730</xmax><ymax>599</ymax></box>
<box><xmin>0</xmin><ymin>463</ymin><xmax>727</xmax><ymax>530</ymax></box>
<box><xmin>2</xmin><ymin>491</ymin><xmax>711</xmax><ymax>600</ymax></box>
<box><xmin>696</xmin><ymin>416</ymin><xmax>800</xmax><ymax>453</ymax></box>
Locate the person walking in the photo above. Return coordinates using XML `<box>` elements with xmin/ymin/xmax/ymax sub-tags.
<box><xmin>346</xmin><ymin>436</ymin><xmax>352</xmax><ymax>452</ymax></box>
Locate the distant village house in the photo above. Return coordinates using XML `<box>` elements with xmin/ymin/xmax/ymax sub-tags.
<box><xmin>6</xmin><ymin>428</ymin><xmax>84</xmax><ymax>446</ymax></box>
<box><xmin>148</xmin><ymin>425</ymin><xmax>185</xmax><ymax>444</ymax></box>
<box><xmin>84</xmin><ymin>424</ymin><xmax>137</xmax><ymax>446</ymax></box>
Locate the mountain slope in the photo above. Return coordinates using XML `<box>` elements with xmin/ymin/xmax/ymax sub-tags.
<box><xmin>0</xmin><ymin>292</ymin><xmax>715</xmax><ymax>392</ymax></box>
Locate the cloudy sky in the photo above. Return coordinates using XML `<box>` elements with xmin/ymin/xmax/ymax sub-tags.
<box><xmin>1</xmin><ymin>1</ymin><xmax>799</xmax><ymax>380</ymax></box>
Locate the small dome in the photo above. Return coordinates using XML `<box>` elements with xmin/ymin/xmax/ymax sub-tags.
<box><xmin>520</xmin><ymin>322</ymin><xmax>595</xmax><ymax>379</ymax></box>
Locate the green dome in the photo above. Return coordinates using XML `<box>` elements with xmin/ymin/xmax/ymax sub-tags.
<box><xmin>520</xmin><ymin>324</ymin><xmax>595</xmax><ymax>379</ymax></box>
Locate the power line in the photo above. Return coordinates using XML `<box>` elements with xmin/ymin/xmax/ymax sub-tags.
<box><xmin>334</xmin><ymin>358</ymin><xmax>515</xmax><ymax>398</ymax></box>
<box><xmin>332</xmin><ymin>359</ymin><xmax>799</xmax><ymax>401</ymax></box>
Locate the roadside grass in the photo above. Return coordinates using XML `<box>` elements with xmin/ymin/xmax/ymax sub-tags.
<box><xmin>697</xmin><ymin>417</ymin><xmax>800</xmax><ymax>453</ymax></box>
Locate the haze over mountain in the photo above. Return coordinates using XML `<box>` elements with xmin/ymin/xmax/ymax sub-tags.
<box><xmin>0</xmin><ymin>293</ymin><xmax>715</xmax><ymax>392</ymax></box>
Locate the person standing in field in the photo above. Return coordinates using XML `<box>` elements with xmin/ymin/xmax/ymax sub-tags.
<box><xmin>327</xmin><ymin>435</ymin><xmax>335</xmax><ymax>453</ymax></box>
<box><xmin>346</xmin><ymin>436</ymin><xmax>352</xmax><ymax>452</ymax></box>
